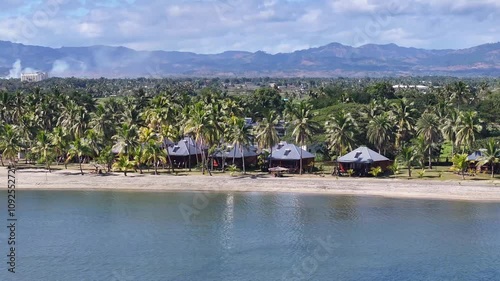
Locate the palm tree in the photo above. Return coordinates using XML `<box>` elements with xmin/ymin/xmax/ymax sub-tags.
<box><xmin>452</xmin><ymin>153</ymin><xmax>469</xmax><ymax>180</ymax></box>
<box><xmin>136</xmin><ymin>126</ymin><xmax>158</xmax><ymax>173</ymax></box>
<box><xmin>367</xmin><ymin>112</ymin><xmax>393</xmax><ymax>155</ymax></box>
<box><xmin>50</xmin><ymin>126</ymin><xmax>68</xmax><ymax>165</ymax></box>
<box><xmin>286</xmin><ymin>100</ymin><xmax>319</xmax><ymax>175</ymax></box>
<box><xmin>144</xmin><ymin>140</ymin><xmax>167</xmax><ymax>175</ymax></box>
<box><xmin>255</xmin><ymin>111</ymin><xmax>280</xmax><ymax>169</ymax></box>
<box><xmin>398</xmin><ymin>144</ymin><xmax>416</xmax><ymax>177</ymax></box>
<box><xmin>390</xmin><ymin>98</ymin><xmax>416</xmax><ymax>149</ymax></box>
<box><xmin>112</xmin><ymin>154</ymin><xmax>136</xmax><ymax>176</ymax></box>
<box><xmin>417</xmin><ymin>113</ymin><xmax>441</xmax><ymax>169</ymax></box>
<box><xmin>441</xmin><ymin>108</ymin><xmax>460</xmax><ymax>157</ymax></box>
<box><xmin>65</xmin><ymin>137</ymin><xmax>92</xmax><ymax>175</ymax></box>
<box><xmin>184</xmin><ymin>102</ymin><xmax>211</xmax><ymax>175</ymax></box>
<box><xmin>476</xmin><ymin>139</ymin><xmax>500</xmax><ymax>178</ymax></box>
<box><xmin>455</xmin><ymin>111</ymin><xmax>482</xmax><ymax>153</ymax></box>
<box><xmin>33</xmin><ymin>131</ymin><xmax>54</xmax><ymax>172</ymax></box>
<box><xmin>112</xmin><ymin>123</ymin><xmax>139</xmax><ymax>157</ymax></box>
<box><xmin>229</xmin><ymin>117</ymin><xmax>253</xmax><ymax>174</ymax></box>
<box><xmin>0</xmin><ymin>125</ymin><xmax>22</xmax><ymax>166</ymax></box>
<box><xmin>325</xmin><ymin>110</ymin><xmax>357</xmax><ymax>157</ymax></box>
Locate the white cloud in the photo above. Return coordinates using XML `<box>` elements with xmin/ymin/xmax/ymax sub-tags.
<box><xmin>0</xmin><ymin>0</ymin><xmax>497</xmax><ymax>54</ymax></box>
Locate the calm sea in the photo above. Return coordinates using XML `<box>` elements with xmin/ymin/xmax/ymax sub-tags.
<box><xmin>1</xmin><ymin>190</ymin><xmax>500</xmax><ymax>281</ymax></box>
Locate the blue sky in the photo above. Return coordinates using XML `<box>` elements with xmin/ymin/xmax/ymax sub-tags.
<box><xmin>0</xmin><ymin>0</ymin><xmax>498</xmax><ymax>54</ymax></box>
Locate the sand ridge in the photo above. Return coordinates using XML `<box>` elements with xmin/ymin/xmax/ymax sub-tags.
<box><xmin>2</xmin><ymin>168</ymin><xmax>500</xmax><ymax>202</ymax></box>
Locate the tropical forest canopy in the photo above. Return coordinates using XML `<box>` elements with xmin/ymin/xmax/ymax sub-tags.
<box><xmin>0</xmin><ymin>76</ymin><xmax>499</xmax><ymax>172</ymax></box>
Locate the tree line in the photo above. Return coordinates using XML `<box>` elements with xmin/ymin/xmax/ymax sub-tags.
<box><xmin>0</xmin><ymin>79</ymin><xmax>499</xmax><ymax>177</ymax></box>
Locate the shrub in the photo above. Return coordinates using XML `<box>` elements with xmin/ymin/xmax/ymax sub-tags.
<box><xmin>369</xmin><ymin>166</ymin><xmax>382</xmax><ymax>177</ymax></box>
<box><xmin>417</xmin><ymin>169</ymin><xmax>425</xmax><ymax>178</ymax></box>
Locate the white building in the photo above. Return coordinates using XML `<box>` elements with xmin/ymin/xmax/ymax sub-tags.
<box><xmin>21</xmin><ymin>72</ymin><xmax>48</xmax><ymax>82</ymax></box>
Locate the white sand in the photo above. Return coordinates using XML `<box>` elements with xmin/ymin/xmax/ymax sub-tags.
<box><xmin>2</xmin><ymin>168</ymin><xmax>500</xmax><ymax>201</ymax></box>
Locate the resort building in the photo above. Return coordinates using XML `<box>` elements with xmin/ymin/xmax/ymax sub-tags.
<box><xmin>270</xmin><ymin>142</ymin><xmax>315</xmax><ymax>173</ymax></box>
<box><xmin>21</xmin><ymin>72</ymin><xmax>48</xmax><ymax>82</ymax></box>
<box><xmin>212</xmin><ymin>144</ymin><xmax>259</xmax><ymax>169</ymax></box>
<box><xmin>167</xmin><ymin>137</ymin><xmax>204</xmax><ymax>169</ymax></box>
<box><xmin>338</xmin><ymin>146</ymin><xmax>392</xmax><ymax>176</ymax></box>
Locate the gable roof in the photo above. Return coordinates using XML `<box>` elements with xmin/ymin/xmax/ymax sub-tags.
<box><xmin>270</xmin><ymin>142</ymin><xmax>315</xmax><ymax>161</ymax></box>
<box><xmin>213</xmin><ymin>144</ymin><xmax>259</xmax><ymax>159</ymax></box>
<box><xmin>167</xmin><ymin>137</ymin><xmax>203</xmax><ymax>156</ymax></box>
<box><xmin>467</xmin><ymin>149</ymin><xmax>486</xmax><ymax>161</ymax></box>
<box><xmin>338</xmin><ymin>146</ymin><xmax>390</xmax><ymax>163</ymax></box>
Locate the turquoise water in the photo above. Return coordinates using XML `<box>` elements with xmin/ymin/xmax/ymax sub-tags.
<box><xmin>1</xmin><ymin>190</ymin><xmax>500</xmax><ymax>280</ymax></box>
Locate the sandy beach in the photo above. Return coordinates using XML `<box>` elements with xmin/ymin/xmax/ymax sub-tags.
<box><xmin>2</xmin><ymin>168</ymin><xmax>500</xmax><ymax>201</ymax></box>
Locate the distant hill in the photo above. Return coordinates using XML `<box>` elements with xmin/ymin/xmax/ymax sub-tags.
<box><xmin>0</xmin><ymin>40</ymin><xmax>498</xmax><ymax>78</ymax></box>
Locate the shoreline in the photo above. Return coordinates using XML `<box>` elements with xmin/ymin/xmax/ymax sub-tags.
<box><xmin>2</xmin><ymin>169</ymin><xmax>500</xmax><ymax>202</ymax></box>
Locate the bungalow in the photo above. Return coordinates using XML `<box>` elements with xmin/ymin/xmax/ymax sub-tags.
<box><xmin>467</xmin><ymin>149</ymin><xmax>499</xmax><ymax>173</ymax></box>
<box><xmin>167</xmin><ymin>137</ymin><xmax>204</xmax><ymax>169</ymax></box>
<box><xmin>338</xmin><ymin>146</ymin><xmax>392</xmax><ymax>176</ymax></box>
<box><xmin>270</xmin><ymin>142</ymin><xmax>315</xmax><ymax>173</ymax></box>
<box><xmin>212</xmin><ymin>144</ymin><xmax>259</xmax><ymax>169</ymax></box>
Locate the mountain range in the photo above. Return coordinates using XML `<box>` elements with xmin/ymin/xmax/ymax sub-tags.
<box><xmin>0</xmin><ymin>40</ymin><xmax>499</xmax><ymax>78</ymax></box>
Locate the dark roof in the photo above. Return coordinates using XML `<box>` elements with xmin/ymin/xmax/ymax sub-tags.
<box><xmin>338</xmin><ymin>146</ymin><xmax>390</xmax><ymax>164</ymax></box>
<box><xmin>467</xmin><ymin>150</ymin><xmax>486</xmax><ymax>161</ymax></box>
<box><xmin>167</xmin><ymin>137</ymin><xmax>203</xmax><ymax>156</ymax></box>
<box><xmin>213</xmin><ymin>144</ymin><xmax>259</xmax><ymax>158</ymax></box>
<box><xmin>270</xmin><ymin>142</ymin><xmax>315</xmax><ymax>161</ymax></box>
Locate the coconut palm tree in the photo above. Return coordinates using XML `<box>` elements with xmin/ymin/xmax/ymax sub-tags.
<box><xmin>417</xmin><ymin>113</ymin><xmax>441</xmax><ymax>169</ymax></box>
<box><xmin>229</xmin><ymin>117</ymin><xmax>253</xmax><ymax>174</ymax></box>
<box><xmin>33</xmin><ymin>131</ymin><xmax>54</xmax><ymax>172</ymax></box>
<box><xmin>390</xmin><ymin>98</ymin><xmax>416</xmax><ymax>149</ymax></box>
<box><xmin>476</xmin><ymin>139</ymin><xmax>500</xmax><ymax>178</ymax></box>
<box><xmin>367</xmin><ymin>112</ymin><xmax>393</xmax><ymax>155</ymax></box>
<box><xmin>184</xmin><ymin>102</ymin><xmax>212</xmax><ymax>175</ymax></box>
<box><xmin>112</xmin><ymin>123</ymin><xmax>139</xmax><ymax>157</ymax></box>
<box><xmin>112</xmin><ymin>154</ymin><xmax>136</xmax><ymax>176</ymax></box>
<box><xmin>286</xmin><ymin>100</ymin><xmax>319</xmax><ymax>175</ymax></box>
<box><xmin>440</xmin><ymin>108</ymin><xmax>460</xmax><ymax>157</ymax></box>
<box><xmin>325</xmin><ymin>110</ymin><xmax>357</xmax><ymax>157</ymax></box>
<box><xmin>144</xmin><ymin>140</ymin><xmax>167</xmax><ymax>175</ymax></box>
<box><xmin>50</xmin><ymin>126</ymin><xmax>69</xmax><ymax>165</ymax></box>
<box><xmin>65</xmin><ymin>137</ymin><xmax>92</xmax><ymax>175</ymax></box>
<box><xmin>0</xmin><ymin>125</ymin><xmax>22</xmax><ymax>166</ymax></box>
<box><xmin>398</xmin><ymin>144</ymin><xmax>416</xmax><ymax>177</ymax></box>
<box><xmin>452</xmin><ymin>153</ymin><xmax>469</xmax><ymax>180</ymax></box>
<box><xmin>255</xmin><ymin>110</ymin><xmax>280</xmax><ymax>169</ymax></box>
<box><xmin>455</xmin><ymin>111</ymin><xmax>482</xmax><ymax>153</ymax></box>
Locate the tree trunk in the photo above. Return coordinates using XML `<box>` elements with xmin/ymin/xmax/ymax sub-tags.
<box><xmin>492</xmin><ymin>165</ymin><xmax>495</xmax><ymax>178</ymax></box>
<box><xmin>269</xmin><ymin>146</ymin><xmax>273</xmax><ymax>170</ymax></box>
<box><xmin>154</xmin><ymin>160</ymin><xmax>158</xmax><ymax>175</ymax></box>
<box><xmin>166</xmin><ymin>149</ymin><xmax>174</xmax><ymax>173</ymax></box>
<box><xmin>124</xmin><ymin>170</ymin><xmax>127</xmax><ymax>176</ymax></box>
<box><xmin>428</xmin><ymin>146</ymin><xmax>432</xmax><ymax>170</ymax></box>
<box><xmin>408</xmin><ymin>165</ymin><xmax>411</xmax><ymax>178</ymax></box>
<box><xmin>1</xmin><ymin>155</ymin><xmax>4</xmax><ymax>166</ymax></box>
<box><xmin>200</xmin><ymin>139</ymin><xmax>205</xmax><ymax>175</ymax></box>
<box><xmin>300</xmin><ymin>136</ymin><xmax>303</xmax><ymax>175</ymax></box>
<box><xmin>241</xmin><ymin>146</ymin><xmax>246</xmax><ymax>175</ymax></box>
<box><xmin>79</xmin><ymin>160</ymin><xmax>83</xmax><ymax>175</ymax></box>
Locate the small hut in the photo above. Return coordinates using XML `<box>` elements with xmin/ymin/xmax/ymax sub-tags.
<box><xmin>338</xmin><ymin>146</ymin><xmax>392</xmax><ymax>176</ymax></box>
<box><xmin>270</xmin><ymin>142</ymin><xmax>315</xmax><ymax>173</ymax></box>
<box><xmin>467</xmin><ymin>149</ymin><xmax>499</xmax><ymax>173</ymax></box>
<box><xmin>212</xmin><ymin>144</ymin><xmax>259</xmax><ymax>169</ymax></box>
<box><xmin>167</xmin><ymin>137</ymin><xmax>204</xmax><ymax>169</ymax></box>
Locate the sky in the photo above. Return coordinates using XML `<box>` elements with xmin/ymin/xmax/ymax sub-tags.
<box><xmin>0</xmin><ymin>0</ymin><xmax>498</xmax><ymax>54</ymax></box>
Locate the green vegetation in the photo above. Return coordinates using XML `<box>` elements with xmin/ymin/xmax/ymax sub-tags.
<box><xmin>0</xmin><ymin>77</ymin><xmax>498</xmax><ymax>179</ymax></box>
